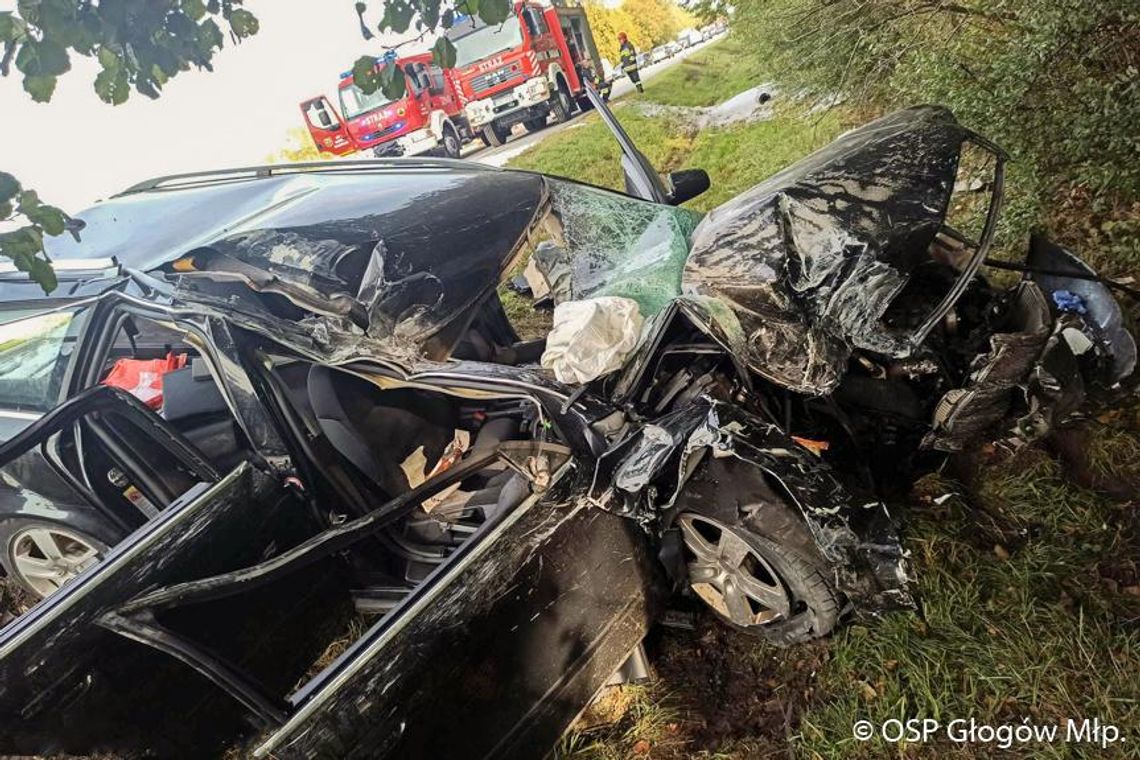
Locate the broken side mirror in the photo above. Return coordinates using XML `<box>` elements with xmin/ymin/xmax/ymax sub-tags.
<box><xmin>666</xmin><ymin>169</ymin><xmax>710</xmax><ymax>205</ymax></box>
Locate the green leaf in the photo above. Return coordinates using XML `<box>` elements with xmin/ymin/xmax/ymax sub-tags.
<box><xmin>441</xmin><ymin>8</ymin><xmax>455</xmax><ymax>29</ymax></box>
<box><xmin>15</xmin><ymin>189</ymin><xmax>40</xmax><ymax>214</ymax></box>
<box><xmin>22</xmin><ymin>254</ymin><xmax>58</xmax><ymax>294</ymax></box>
<box><xmin>26</xmin><ymin>204</ymin><xmax>68</xmax><ymax>236</ymax></box>
<box><xmin>0</xmin><ymin>12</ymin><xmax>29</xmax><ymax>43</ymax></box>
<box><xmin>97</xmin><ymin>45</ymin><xmax>121</xmax><ymax>70</ymax></box>
<box><xmin>478</xmin><ymin>0</ymin><xmax>511</xmax><ymax>27</ymax></box>
<box><xmin>182</xmin><ymin>0</ymin><xmax>208</xmax><ymax>21</ymax></box>
<box><xmin>418</xmin><ymin>0</ymin><xmax>440</xmax><ymax>30</ymax></box>
<box><xmin>15</xmin><ymin>37</ymin><xmax>71</xmax><ymax>77</ymax></box>
<box><xmin>0</xmin><ymin>201</ymin><xmax>11</xmax><ymax>219</ymax></box>
<box><xmin>0</xmin><ymin>226</ymin><xmax>44</xmax><ymax>259</ymax></box>
<box><xmin>379</xmin><ymin>62</ymin><xmax>406</xmax><ymax>100</ymax></box>
<box><xmin>432</xmin><ymin>36</ymin><xmax>457</xmax><ymax>69</ymax></box>
<box><xmin>380</xmin><ymin>0</ymin><xmax>415</xmax><ymax>33</ymax></box>
<box><xmin>228</xmin><ymin>8</ymin><xmax>259</xmax><ymax>38</ymax></box>
<box><xmin>23</xmin><ymin>74</ymin><xmax>57</xmax><ymax>102</ymax></box>
<box><xmin>94</xmin><ymin>66</ymin><xmax>130</xmax><ymax>104</ymax></box>
<box><xmin>198</xmin><ymin>18</ymin><xmax>225</xmax><ymax>54</ymax></box>
<box><xmin>0</xmin><ymin>172</ymin><xmax>19</xmax><ymax>204</ymax></box>
<box><xmin>351</xmin><ymin>54</ymin><xmax>382</xmax><ymax>95</ymax></box>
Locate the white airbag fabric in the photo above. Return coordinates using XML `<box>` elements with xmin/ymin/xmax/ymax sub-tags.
<box><xmin>541</xmin><ymin>297</ymin><xmax>644</xmax><ymax>384</ymax></box>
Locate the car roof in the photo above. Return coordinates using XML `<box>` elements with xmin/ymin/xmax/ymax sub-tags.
<box><xmin>37</xmin><ymin>159</ymin><xmax>547</xmax><ymax>352</ymax></box>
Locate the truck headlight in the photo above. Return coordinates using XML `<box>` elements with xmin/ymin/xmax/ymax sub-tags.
<box><xmin>466</xmin><ymin>100</ymin><xmax>492</xmax><ymax>122</ymax></box>
<box><xmin>522</xmin><ymin>76</ymin><xmax>549</xmax><ymax>100</ymax></box>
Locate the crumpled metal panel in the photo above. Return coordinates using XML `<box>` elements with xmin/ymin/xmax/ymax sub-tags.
<box><xmin>592</xmin><ymin>398</ymin><xmax>911</xmax><ymax>613</ymax></box>
<box><xmin>683</xmin><ymin>106</ymin><xmax>968</xmax><ymax>395</ymax></box>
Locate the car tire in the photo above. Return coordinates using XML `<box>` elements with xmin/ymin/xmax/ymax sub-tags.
<box><xmin>523</xmin><ymin>116</ymin><xmax>547</xmax><ymax>133</ymax></box>
<box><xmin>441</xmin><ymin>125</ymin><xmax>461</xmax><ymax>158</ymax></box>
<box><xmin>550</xmin><ymin>88</ymin><xmax>572</xmax><ymax>124</ymax></box>
<box><xmin>482</xmin><ymin>123</ymin><xmax>510</xmax><ymax>147</ymax></box>
<box><xmin>0</xmin><ymin>517</ymin><xmax>113</xmax><ymax>600</ymax></box>
<box><xmin>676</xmin><ymin>511</ymin><xmax>841</xmax><ymax>646</ymax></box>
<box><xmin>673</xmin><ymin>458</ymin><xmax>842</xmax><ymax>646</ymax></box>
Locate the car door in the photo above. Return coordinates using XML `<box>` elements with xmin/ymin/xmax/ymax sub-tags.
<box><xmin>300</xmin><ymin>96</ymin><xmax>357</xmax><ymax>156</ymax></box>
<box><xmin>256</xmin><ymin>455</ymin><xmax>668</xmax><ymax>760</ymax></box>
<box><xmin>0</xmin><ymin>385</ymin><xmax>328</xmax><ymax>757</ymax></box>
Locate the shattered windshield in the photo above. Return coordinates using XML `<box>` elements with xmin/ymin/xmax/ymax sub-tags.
<box><xmin>537</xmin><ymin>179</ymin><xmax>703</xmax><ymax>318</ymax></box>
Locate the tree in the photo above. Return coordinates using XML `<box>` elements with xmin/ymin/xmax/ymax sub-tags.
<box><xmin>0</xmin><ymin>0</ymin><xmax>260</xmax><ymax>293</ymax></box>
<box><xmin>621</xmin><ymin>0</ymin><xmax>683</xmax><ymax>46</ymax></box>
<box><xmin>0</xmin><ymin>0</ymin><xmax>516</xmax><ymax>293</ymax></box>
<box><xmin>583</xmin><ymin>1</ymin><xmax>645</xmax><ymax>64</ymax></box>
<box><xmin>268</xmin><ymin>127</ymin><xmax>325</xmax><ymax>164</ymax></box>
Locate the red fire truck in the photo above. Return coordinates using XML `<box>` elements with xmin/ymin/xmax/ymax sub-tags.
<box><xmin>445</xmin><ymin>1</ymin><xmax>610</xmax><ymax>146</ymax></box>
<box><xmin>300</xmin><ymin>53</ymin><xmax>472</xmax><ymax>158</ymax></box>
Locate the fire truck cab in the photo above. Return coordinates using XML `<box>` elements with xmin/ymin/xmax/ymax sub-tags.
<box><xmin>446</xmin><ymin>1</ymin><xmax>610</xmax><ymax>147</ymax></box>
<box><xmin>300</xmin><ymin>53</ymin><xmax>471</xmax><ymax>158</ymax></box>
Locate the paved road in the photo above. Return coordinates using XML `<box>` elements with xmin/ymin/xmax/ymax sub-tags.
<box><xmin>465</xmin><ymin>33</ymin><xmax>727</xmax><ymax>168</ymax></box>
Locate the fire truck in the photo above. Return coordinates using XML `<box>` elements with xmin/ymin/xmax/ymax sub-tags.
<box><xmin>300</xmin><ymin>52</ymin><xmax>472</xmax><ymax>158</ymax></box>
<box><xmin>445</xmin><ymin>1</ymin><xmax>611</xmax><ymax>146</ymax></box>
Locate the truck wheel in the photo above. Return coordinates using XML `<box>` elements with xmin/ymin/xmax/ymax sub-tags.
<box><xmin>441</xmin><ymin>125</ymin><xmax>461</xmax><ymax>158</ymax></box>
<box><xmin>482</xmin><ymin>123</ymin><xmax>510</xmax><ymax>147</ymax></box>
<box><xmin>550</xmin><ymin>88</ymin><xmax>573</xmax><ymax>124</ymax></box>
<box><xmin>523</xmin><ymin>116</ymin><xmax>547</xmax><ymax>133</ymax></box>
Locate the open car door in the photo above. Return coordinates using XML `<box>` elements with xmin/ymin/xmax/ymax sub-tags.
<box><xmin>0</xmin><ymin>386</ymin><xmax>326</xmax><ymax>757</ymax></box>
<box><xmin>300</xmin><ymin>95</ymin><xmax>357</xmax><ymax>156</ymax></box>
<box><xmin>584</xmin><ymin>84</ymin><xmax>709</xmax><ymax>206</ymax></box>
<box><xmin>1</xmin><ymin>385</ymin><xmax>666</xmax><ymax>758</ymax></box>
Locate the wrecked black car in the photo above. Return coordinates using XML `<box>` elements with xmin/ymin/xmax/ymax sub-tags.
<box><xmin>0</xmin><ymin>92</ymin><xmax>1133</xmax><ymax>758</ymax></box>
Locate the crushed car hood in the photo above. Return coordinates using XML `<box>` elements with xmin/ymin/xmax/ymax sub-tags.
<box><xmin>44</xmin><ymin>162</ymin><xmax>545</xmax><ymax>357</ymax></box>
<box><xmin>682</xmin><ymin>105</ymin><xmax>973</xmax><ymax>394</ymax></box>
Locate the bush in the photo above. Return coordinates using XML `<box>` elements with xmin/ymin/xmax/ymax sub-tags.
<box><xmin>731</xmin><ymin>0</ymin><xmax>1140</xmax><ymax>263</ymax></box>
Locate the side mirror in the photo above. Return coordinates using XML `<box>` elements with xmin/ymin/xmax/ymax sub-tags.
<box><xmin>666</xmin><ymin>168</ymin><xmax>710</xmax><ymax>205</ymax></box>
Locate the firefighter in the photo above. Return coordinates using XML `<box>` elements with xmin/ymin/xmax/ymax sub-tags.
<box><xmin>618</xmin><ymin>32</ymin><xmax>643</xmax><ymax>93</ymax></box>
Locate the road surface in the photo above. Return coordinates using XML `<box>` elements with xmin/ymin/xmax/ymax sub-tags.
<box><xmin>465</xmin><ymin>33</ymin><xmax>726</xmax><ymax>168</ymax></box>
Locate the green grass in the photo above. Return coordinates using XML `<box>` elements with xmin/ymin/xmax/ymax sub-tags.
<box><xmin>635</xmin><ymin>36</ymin><xmax>771</xmax><ymax>108</ymax></box>
<box><xmin>508</xmin><ymin>102</ymin><xmax>844</xmax><ymax>214</ymax></box>
<box><xmin>508</xmin><ymin>107</ymin><xmax>695</xmax><ymax>195</ymax></box>
<box><xmin>512</xmin><ymin>33</ymin><xmax>1140</xmax><ymax>760</ymax></box>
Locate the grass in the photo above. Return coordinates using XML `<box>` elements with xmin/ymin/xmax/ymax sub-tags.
<box><xmin>636</xmin><ymin>36</ymin><xmax>771</xmax><ymax>108</ymax></box>
<box><xmin>510</xmin><ymin>37</ymin><xmax>1140</xmax><ymax>759</ymax></box>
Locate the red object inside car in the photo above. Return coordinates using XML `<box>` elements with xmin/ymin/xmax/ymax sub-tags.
<box><xmin>101</xmin><ymin>353</ymin><xmax>188</xmax><ymax>409</ymax></box>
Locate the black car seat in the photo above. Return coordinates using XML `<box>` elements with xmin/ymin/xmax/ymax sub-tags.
<box><xmin>306</xmin><ymin>365</ymin><xmax>455</xmax><ymax>499</ymax></box>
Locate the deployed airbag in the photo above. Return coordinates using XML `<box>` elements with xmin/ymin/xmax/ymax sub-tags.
<box><xmin>541</xmin><ymin>297</ymin><xmax>645</xmax><ymax>384</ymax></box>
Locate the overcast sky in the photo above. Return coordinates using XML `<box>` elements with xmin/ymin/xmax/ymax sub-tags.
<box><xmin>0</xmin><ymin>1</ymin><xmax>426</xmax><ymax>212</ymax></box>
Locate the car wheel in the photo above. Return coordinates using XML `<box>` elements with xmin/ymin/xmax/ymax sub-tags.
<box><xmin>676</xmin><ymin>511</ymin><xmax>840</xmax><ymax>646</ymax></box>
<box><xmin>482</xmin><ymin>123</ymin><xmax>510</xmax><ymax>147</ymax></box>
<box><xmin>442</xmin><ymin>126</ymin><xmax>461</xmax><ymax>158</ymax></box>
<box><xmin>550</xmin><ymin>88</ymin><xmax>572</xmax><ymax>124</ymax></box>
<box><xmin>523</xmin><ymin>116</ymin><xmax>547</xmax><ymax>133</ymax></box>
<box><xmin>1</xmin><ymin>519</ymin><xmax>108</xmax><ymax>599</ymax></box>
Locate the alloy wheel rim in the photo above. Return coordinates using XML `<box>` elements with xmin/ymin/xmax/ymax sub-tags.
<box><xmin>10</xmin><ymin>527</ymin><xmax>101</xmax><ymax>598</ymax></box>
<box><xmin>677</xmin><ymin>513</ymin><xmax>792</xmax><ymax>626</ymax></box>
